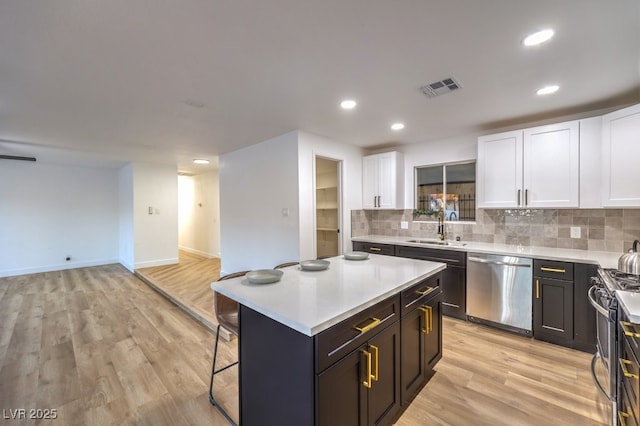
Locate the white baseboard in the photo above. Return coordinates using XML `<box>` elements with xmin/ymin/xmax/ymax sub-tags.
<box><xmin>0</xmin><ymin>258</ymin><xmax>120</xmax><ymax>278</ymax></box>
<box><xmin>178</xmin><ymin>245</ymin><xmax>220</xmax><ymax>259</ymax></box>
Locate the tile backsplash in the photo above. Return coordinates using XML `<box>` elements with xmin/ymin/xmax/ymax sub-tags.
<box><xmin>351</xmin><ymin>208</ymin><xmax>640</xmax><ymax>253</ymax></box>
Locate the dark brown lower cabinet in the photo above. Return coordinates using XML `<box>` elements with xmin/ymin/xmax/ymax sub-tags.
<box><xmin>400</xmin><ymin>280</ymin><xmax>442</xmax><ymax>404</ymax></box>
<box><xmin>318</xmin><ymin>321</ymin><xmax>401</xmax><ymax>426</ymax></box>
<box><xmin>533</xmin><ymin>276</ymin><xmax>574</xmax><ymax>344</ymax></box>
<box><xmin>239</xmin><ymin>273</ymin><xmax>443</xmax><ymax>426</ymax></box>
<box><xmin>618</xmin><ymin>309</ymin><xmax>640</xmax><ymax>426</ymax></box>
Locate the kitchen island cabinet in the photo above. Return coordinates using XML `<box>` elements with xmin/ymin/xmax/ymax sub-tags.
<box><xmin>400</xmin><ymin>274</ymin><xmax>442</xmax><ymax>404</ymax></box>
<box><xmin>212</xmin><ymin>254</ymin><xmax>445</xmax><ymax>426</ymax></box>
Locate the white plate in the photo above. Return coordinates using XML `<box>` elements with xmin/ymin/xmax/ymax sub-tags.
<box><xmin>245</xmin><ymin>269</ymin><xmax>284</xmax><ymax>284</ymax></box>
<box><xmin>344</xmin><ymin>251</ymin><xmax>369</xmax><ymax>261</ymax></box>
<box><xmin>300</xmin><ymin>259</ymin><xmax>330</xmax><ymax>271</ymax></box>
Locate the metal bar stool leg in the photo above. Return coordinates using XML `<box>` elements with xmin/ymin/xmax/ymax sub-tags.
<box><xmin>209</xmin><ymin>324</ymin><xmax>238</xmax><ymax>426</ymax></box>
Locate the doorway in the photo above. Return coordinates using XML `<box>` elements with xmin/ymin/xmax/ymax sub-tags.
<box><xmin>315</xmin><ymin>157</ymin><xmax>341</xmax><ymax>258</ymax></box>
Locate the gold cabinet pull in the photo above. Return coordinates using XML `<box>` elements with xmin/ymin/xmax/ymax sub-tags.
<box><xmin>619</xmin><ymin>358</ymin><xmax>639</xmax><ymax>380</ymax></box>
<box><xmin>369</xmin><ymin>247</ymin><xmax>382</xmax><ymax>252</ymax></box>
<box><xmin>354</xmin><ymin>317</ymin><xmax>381</xmax><ymax>334</ymax></box>
<box><xmin>620</xmin><ymin>321</ymin><xmax>640</xmax><ymax>338</ymax></box>
<box><xmin>536</xmin><ymin>280</ymin><xmax>540</xmax><ymax>299</ymax></box>
<box><xmin>416</xmin><ymin>286</ymin><xmax>435</xmax><ymax>296</ymax></box>
<box><xmin>540</xmin><ymin>266</ymin><xmax>566</xmax><ymax>274</ymax></box>
<box><xmin>618</xmin><ymin>410</ymin><xmax>630</xmax><ymax>426</ymax></box>
<box><xmin>419</xmin><ymin>306</ymin><xmax>433</xmax><ymax>333</ymax></box>
<box><xmin>361</xmin><ymin>349</ymin><xmax>372</xmax><ymax>388</ymax></box>
<box><xmin>370</xmin><ymin>344</ymin><xmax>379</xmax><ymax>382</ymax></box>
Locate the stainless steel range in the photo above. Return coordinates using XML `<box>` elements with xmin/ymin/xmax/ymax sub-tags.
<box><xmin>589</xmin><ymin>268</ymin><xmax>640</xmax><ymax>424</ymax></box>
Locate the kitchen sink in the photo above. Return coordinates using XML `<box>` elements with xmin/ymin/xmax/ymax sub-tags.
<box><xmin>406</xmin><ymin>239</ymin><xmax>467</xmax><ymax>247</ymax></box>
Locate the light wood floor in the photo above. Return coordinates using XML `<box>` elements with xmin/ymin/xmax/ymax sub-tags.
<box><xmin>135</xmin><ymin>251</ymin><xmax>221</xmax><ymax>331</ymax></box>
<box><xmin>0</xmin><ymin>261</ymin><xmax>611</xmax><ymax>425</ymax></box>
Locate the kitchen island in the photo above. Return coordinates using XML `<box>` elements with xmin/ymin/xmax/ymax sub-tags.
<box><xmin>211</xmin><ymin>254</ymin><xmax>446</xmax><ymax>426</ymax></box>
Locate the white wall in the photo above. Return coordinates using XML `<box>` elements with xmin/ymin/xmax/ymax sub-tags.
<box><xmin>178</xmin><ymin>171</ymin><xmax>221</xmax><ymax>257</ymax></box>
<box><xmin>0</xmin><ymin>161</ymin><xmax>119</xmax><ymax>277</ymax></box>
<box><xmin>298</xmin><ymin>131</ymin><xmax>364</xmax><ymax>259</ymax></box>
<box><xmin>132</xmin><ymin>163</ymin><xmax>179</xmax><ymax>268</ymax></box>
<box><xmin>219</xmin><ymin>131</ymin><xmax>300</xmax><ymax>274</ymax></box>
<box><xmin>395</xmin><ymin>133</ymin><xmax>478</xmax><ymax>209</ymax></box>
<box><xmin>118</xmin><ymin>164</ymin><xmax>135</xmax><ymax>271</ymax></box>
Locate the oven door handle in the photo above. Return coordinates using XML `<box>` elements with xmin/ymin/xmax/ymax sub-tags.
<box><xmin>591</xmin><ymin>352</ymin><xmax>613</xmax><ymax>402</ymax></box>
<box><xmin>588</xmin><ymin>285</ymin><xmax>610</xmax><ymax>317</ymax></box>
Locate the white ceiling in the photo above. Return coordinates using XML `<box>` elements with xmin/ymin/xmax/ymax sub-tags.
<box><xmin>0</xmin><ymin>1</ymin><xmax>638</xmax><ymax>174</ymax></box>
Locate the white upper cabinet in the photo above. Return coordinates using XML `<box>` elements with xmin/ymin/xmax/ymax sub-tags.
<box><xmin>601</xmin><ymin>103</ymin><xmax>640</xmax><ymax>207</ymax></box>
<box><xmin>477</xmin><ymin>130</ymin><xmax>523</xmax><ymax>208</ymax></box>
<box><xmin>362</xmin><ymin>151</ymin><xmax>404</xmax><ymax>209</ymax></box>
<box><xmin>477</xmin><ymin>120</ymin><xmax>580</xmax><ymax>209</ymax></box>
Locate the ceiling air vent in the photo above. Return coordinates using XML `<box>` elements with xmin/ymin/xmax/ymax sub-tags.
<box><xmin>420</xmin><ymin>77</ymin><xmax>462</xmax><ymax>98</ymax></box>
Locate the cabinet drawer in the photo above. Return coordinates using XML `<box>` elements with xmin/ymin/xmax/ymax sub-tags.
<box><xmin>352</xmin><ymin>241</ymin><xmax>396</xmax><ymax>256</ymax></box>
<box><xmin>533</xmin><ymin>259</ymin><xmax>573</xmax><ymax>281</ymax></box>
<box><xmin>620</xmin><ymin>380</ymin><xmax>639</xmax><ymax>426</ymax></box>
<box><xmin>396</xmin><ymin>246</ymin><xmax>466</xmax><ymax>266</ymax></box>
<box><xmin>315</xmin><ymin>295</ymin><xmax>400</xmax><ymax>373</ymax></box>
<box><xmin>621</xmin><ymin>334</ymin><xmax>640</xmax><ymax>415</ymax></box>
<box><xmin>400</xmin><ymin>274</ymin><xmax>442</xmax><ymax>317</ymax></box>
<box><xmin>621</xmin><ymin>320</ymin><xmax>640</xmax><ymax>364</ymax></box>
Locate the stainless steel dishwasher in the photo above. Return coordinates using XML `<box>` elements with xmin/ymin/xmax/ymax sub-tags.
<box><xmin>467</xmin><ymin>253</ymin><xmax>533</xmax><ymax>335</ymax></box>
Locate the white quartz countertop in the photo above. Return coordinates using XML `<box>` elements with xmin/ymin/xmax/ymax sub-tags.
<box><xmin>210</xmin><ymin>254</ymin><xmax>446</xmax><ymax>337</ymax></box>
<box><xmin>616</xmin><ymin>291</ymin><xmax>640</xmax><ymax>323</ymax></box>
<box><xmin>354</xmin><ymin>235</ymin><xmax>640</xmax><ymax>322</ymax></box>
<box><xmin>352</xmin><ymin>235</ymin><xmax>621</xmax><ymax>269</ymax></box>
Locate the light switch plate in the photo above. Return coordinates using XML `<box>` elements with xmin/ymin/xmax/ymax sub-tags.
<box><xmin>570</xmin><ymin>226</ymin><xmax>581</xmax><ymax>239</ymax></box>
<box><xmin>400</xmin><ymin>221</ymin><xmax>409</xmax><ymax>229</ymax></box>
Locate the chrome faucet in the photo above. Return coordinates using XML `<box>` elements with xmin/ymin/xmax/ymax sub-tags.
<box><xmin>437</xmin><ymin>211</ymin><xmax>445</xmax><ymax>241</ymax></box>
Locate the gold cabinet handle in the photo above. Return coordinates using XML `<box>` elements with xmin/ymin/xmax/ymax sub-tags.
<box><xmin>619</xmin><ymin>358</ymin><xmax>639</xmax><ymax>380</ymax></box>
<box><xmin>416</xmin><ymin>286</ymin><xmax>435</xmax><ymax>296</ymax></box>
<box><xmin>419</xmin><ymin>306</ymin><xmax>433</xmax><ymax>333</ymax></box>
<box><xmin>354</xmin><ymin>317</ymin><xmax>381</xmax><ymax>334</ymax></box>
<box><xmin>540</xmin><ymin>266</ymin><xmax>566</xmax><ymax>274</ymax></box>
<box><xmin>620</xmin><ymin>321</ymin><xmax>640</xmax><ymax>338</ymax></box>
<box><xmin>536</xmin><ymin>280</ymin><xmax>540</xmax><ymax>299</ymax></box>
<box><xmin>369</xmin><ymin>247</ymin><xmax>382</xmax><ymax>252</ymax></box>
<box><xmin>361</xmin><ymin>349</ymin><xmax>372</xmax><ymax>388</ymax></box>
<box><xmin>619</xmin><ymin>410</ymin><xmax>630</xmax><ymax>426</ymax></box>
<box><xmin>370</xmin><ymin>344</ymin><xmax>379</xmax><ymax>382</ymax></box>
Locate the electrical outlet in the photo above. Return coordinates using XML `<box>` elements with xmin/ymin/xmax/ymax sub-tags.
<box><xmin>148</xmin><ymin>206</ymin><xmax>153</xmax><ymax>215</ymax></box>
<box><xmin>400</xmin><ymin>221</ymin><xmax>409</xmax><ymax>229</ymax></box>
<box><xmin>570</xmin><ymin>226</ymin><xmax>581</xmax><ymax>239</ymax></box>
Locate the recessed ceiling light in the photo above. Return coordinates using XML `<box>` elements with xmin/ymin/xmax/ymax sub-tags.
<box><xmin>536</xmin><ymin>85</ymin><xmax>559</xmax><ymax>95</ymax></box>
<box><xmin>523</xmin><ymin>29</ymin><xmax>555</xmax><ymax>47</ymax></box>
<box><xmin>391</xmin><ymin>123</ymin><xmax>405</xmax><ymax>131</ymax></box>
<box><xmin>193</xmin><ymin>159</ymin><xmax>210</xmax><ymax>164</ymax></box>
<box><xmin>340</xmin><ymin>99</ymin><xmax>357</xmax><ymax>110</ymax></box>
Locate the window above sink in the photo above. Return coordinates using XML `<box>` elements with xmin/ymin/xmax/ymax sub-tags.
<box><xmin>414</xmin><ymin>161</ymin><xmax>476</xmax><ymax>222</ymax></box>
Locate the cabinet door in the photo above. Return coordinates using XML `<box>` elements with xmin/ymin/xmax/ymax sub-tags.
<box><xmin>533</xmin><ymin>277</ymin><xmax>574</xmax><ymax>343</ymax></box>
<box><xmin>362</xmin><ymin>155</ymin><xmax>379</xmax><ymax>209</ymax></box>
<box><xmin>602</xmin><ymin>103</ymin><xmax>640</xmax><ymax>207</ymax></box>
<box><xmin>317</xmin><ymin>346</ymin><xmax>367</xmax><ymax>426</ymax></box>
<box><xmin>523</xmin><ymin>121</ymin><xmax>579</xmax><ymax>208</ymax></box>
<box><xmin>477</xmin><ymin>130</ymin><xmax>523</xmax><ymax>208</ymax></box>
<box><xmin>367</xmin><ymin>321</ymin><xmax>401</xmax><ymax>426</ymax></box>
<box><xmin>441</xmin><ymin>265</ymin><xmax>466</xmax><ymax>320</ymax></box>
<box><xmin>424</xmin><ymin>292</ymin><xmax>442</xmax><ymax>369</ymax></box>
<box><xmin>377</xmin><ymin>152</ymin><xmax>398</xmax><ymax>209</ymax></box>
<box><xmin>401</xmin><ymin>292</ymin><xmax>442</xmax><ymax>405</ymax></box>
<box><xmin>400</xmin><ymin>303</ymin><xmax>427</xmax><ymax>405</ymax></box>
